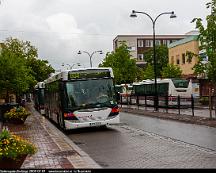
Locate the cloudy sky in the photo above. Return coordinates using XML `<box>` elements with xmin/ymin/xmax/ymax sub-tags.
<box><xmin>0</xmin><ymin>0</ymin><xmax>210</xmax><ymax>70</ymax></box>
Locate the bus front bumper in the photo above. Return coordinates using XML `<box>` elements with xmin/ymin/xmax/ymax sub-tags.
<box><xmin>64</xmin><ymin>115</ymin><xmax>120</xmax><ymax>130</ymax></box>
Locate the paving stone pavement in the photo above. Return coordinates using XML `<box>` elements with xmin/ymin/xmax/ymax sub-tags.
<box><xmin>112</xmin><ymin>125</ymin><xmax>216</xmax><ymax>168</ymax></box>
<box><xmin>2</xmin><ymin>103</ymin><xmax>101</xmax><ymax>169</ymax></box>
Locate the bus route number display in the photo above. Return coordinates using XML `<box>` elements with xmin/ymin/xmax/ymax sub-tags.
<box><xmin>69</xmin><ymin>70</ymin><xmax>111</xmax><ymax>79</ymax></box>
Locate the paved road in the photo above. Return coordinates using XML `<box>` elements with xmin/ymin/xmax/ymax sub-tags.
<box><xmin>121</xmin><ymin>112</ymin><xmax>216</xmax><ymax>151</ymax></box>
<box><xmin>67</xmin><ymin>112</ymin><xmax>216</xmax><ymax>168</ymax></box>
<box><xmin>121</xmin><ymin>104</ymin><xmax>215</xmax><ymax>118</ymax></box>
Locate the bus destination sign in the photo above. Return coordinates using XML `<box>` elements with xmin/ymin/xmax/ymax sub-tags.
<box><xmin>68</xmin><ymin>70</ymin><xmax>111</xmax><ymax>79</ymax></box>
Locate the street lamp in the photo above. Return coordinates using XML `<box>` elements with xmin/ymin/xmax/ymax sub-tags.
<box><xmin>78</xmin><ymin>50</ymin><xmax>103</xmax><ymax>67</ymax></box>
<box><xmin>62</xmin><ymin>63</ymin><xmax>81</xmax><ymax>70</ymax></box>
<box><xmin>66</xmin><ymin>63</ymin><xmax>81</xmax><ymax>70</ymax></box>
<box><xmin>130</xmin><ymin>10</ymin><xmax>176</xmax><ymax>111</ymax></box>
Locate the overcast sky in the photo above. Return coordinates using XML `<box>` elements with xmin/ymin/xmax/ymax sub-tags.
<box><xmin>0</xmin><ymin>0</ymin><xmax>210</xmax><ymax>70</ymax></box>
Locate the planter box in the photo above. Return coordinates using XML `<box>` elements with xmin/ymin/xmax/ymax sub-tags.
<box><xmin>0</xmin><ymin>154</ymin><xmax>27</xmax><ymax>169</ymax></box>
<box><xmin>7</xmin><ymin>117</ymin><xmax>27</xmax><ymax>124</ymax></box>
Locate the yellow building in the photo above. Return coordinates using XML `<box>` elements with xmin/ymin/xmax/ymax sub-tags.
<box><xmin>168</xmin><ymin>35</ymin><xmax>199</xmax><ymax>77</ymax></box>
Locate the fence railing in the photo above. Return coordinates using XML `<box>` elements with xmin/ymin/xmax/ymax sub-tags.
<box><xmin>119</xmin><ymin>94</ymin><xmax>195</xmax><ymax>116</ymax></box>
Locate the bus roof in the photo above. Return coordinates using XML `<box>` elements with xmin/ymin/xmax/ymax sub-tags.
<box><xmin>44</xmin><ymin>67</ymin><xmax>114</xmax><ymax>84</ymax></box>
<box><xmin>134</xmin><ymin>78</ymin><xmax>190</xmax><ymax>85</ymax></box>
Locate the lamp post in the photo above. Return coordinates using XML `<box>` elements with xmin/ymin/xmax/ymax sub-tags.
<box><xmin>62</xmin><ymin>63</ymin><xmax>81</xmax><ymax>70</ymax></box>
<box><xmin>130</xmin><ymin>10</ymin><xmax>176</xmax><ymax>111</ymax></box>
<box><xmin>66</xmin><ymin>63</ymin><xmax>81</xmax><ymax>70</ymax></box>
<box><xmin>78</xmin><ymin>50</ymin><xmax>103</xmax><ymax>67</ymax></box>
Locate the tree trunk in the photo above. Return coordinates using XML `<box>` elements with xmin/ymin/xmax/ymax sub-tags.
<box><xmin>5</xmin><ymin>90</ymin><xmax>9</xmax><ymax>103</ymax></box>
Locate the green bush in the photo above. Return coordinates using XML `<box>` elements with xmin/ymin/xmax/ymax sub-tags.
<box><xmin>0</xmin><ymin>128</ymin><xmax>37</xmax><ymax>160</ymax></box>
<box><xmin>4</xmin><ymin>106</ymin><xmax>31</xmax><ymax>122</ymax></box>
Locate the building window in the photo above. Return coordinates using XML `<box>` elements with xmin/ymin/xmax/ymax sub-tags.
<box><xmin>155</xmin><ymin>40</ymin><xmax>161</xmax><ymax>46</ymax></box>
<box><xmin>176</xmin><ymin>55</ymin><xmax>180</xmax><ymax>65</ymax></box>
<box><xmin>145</xmin><ymin>40</ymin><xmax>153</xmax><ymax>47</ymax></box>
<box><xmin>138</xmin><ymin>54</ymin><xmax>144</xmax><ymax>61</ymax></box>
<box><xmin>182</xmin><ymin>53</ymin><xmax>186</xmax><ymax>64</ymax></box>
<box><xmin>138</xmin><ymin>40</ymin><xmax>143</xmax><ymax>47</ymax></box>
<box><xmin>167</xmin><ymin>40</ymin><xmax>170</xmax><ymax>45</ymax></box>
<box><xmin>163</xmin><ymin>40</ymin><xmax>167</xmax><ymax>46</ymax></box>
<box><xmin>176</xmin><ymin>59</ymin><xmax>180</xmax><ymax>65</ymax></box>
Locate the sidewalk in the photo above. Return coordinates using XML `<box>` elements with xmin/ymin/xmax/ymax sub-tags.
<box><xmin>2</xmin><ymin>103</ymin><xmax>101</xmax><ymax>169</ymax></box>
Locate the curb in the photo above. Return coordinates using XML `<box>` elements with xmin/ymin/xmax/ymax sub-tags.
<box><xmin>40</xmin><ymin>116</ymin><xmax>101</xmax><ymax>168</ymax></box>
<box><xmin>26</xmin><ymin>103</ymin><xmax>101</xmax><ymax>169</ymax></box>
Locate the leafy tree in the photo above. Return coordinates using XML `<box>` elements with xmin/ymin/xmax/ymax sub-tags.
<box><xmin>3</xmin><ymin>37</ymin><xmax>54</xmax><ymax>82</ymax></box>
<box><xmin>191</xmin><ymin>0</ymin><xmax>216</xmax><ymax>83</ymax></box>
<box><xmin>135</xmin><ymin>67</ymin><xmax>145</xmax><ymax>81</ymax></box>
<box><xmin>3</xmin><ymin>37</ymin><xmax>38</xmax><ymax>59</ymax></box>
<box><xmin>143</xmin><ymin>45</ymin><xmax>168</xmax><ymax>78</ymax></box>
<box><xmin>26</xmin><ymin>57</ymin><xmax>54</xmax><ymax>85</ymax></box>
<box><xmin>143</xmin><ymin>64</ymin><xmax>154</xmax><ymax>79</ymax></box>
<box><xmin>0</xmin><ymin>37</ymin><xmax>54</xmax><ymax>101</ymax></box>
<box><xmin>161</xmin><ymin>64</ymin><xmax>182</xmax><ymax>78</ymax></box>
<box><xmin>0</xmin><ymin>50</ymin><xmax>34</xmax><ymax>102</ymax></box>
<box><xmin>99</xmin><ymin>44</ymin><xmax>137</xmax><ymax>84</ymax></box>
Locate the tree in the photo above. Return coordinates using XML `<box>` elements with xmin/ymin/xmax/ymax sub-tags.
<box><xmin>99</xmin><ymin>44</ymin><xmax>137</xmax><ymax>84</ymax></box>
<box><xmin>0</xmin><ymin>37</ymin><xmax>54</xmax><ymax>101</ymax></box>
<box><xmin>2</xmin><ymin>37</ymin><xmax>54</xmax><ymax>91</ymax></box>
<box><xmin>0</xmin><ymin>49</ymin><xmax>34</xmax><ymax>102</ymax></box>
<box><xmin>143</xmin><ymin>45</ymin><xmax>168</xmax><ymax>78</ymax></box>
<box><xmin>136</xmin><ymin>67</ymin><xmax>145</xmax><ymax>81</ymax></box>
<box><xmin>161</xmin><ymin>64</ymin><xmax>182</xmax><ymax>78</ymax></box>
<box><xmin>26</xmin><ymin>57</ymin><xmax>54</xmax><ymax>86</ymax></box>
<box><xmin>143</xmin><ymin>64</ymin><xmax>154</xmax><ymax>79</ymax></box>
<box><xmin>192</xmin><ymin>0</ymin><xmax>216</xmax><ymax>83</ymax></box>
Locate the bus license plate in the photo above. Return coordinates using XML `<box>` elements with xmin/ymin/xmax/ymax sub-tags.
<box><xmin>90</xmin><ymin>122</ymin><xmax>101</xmax><ymax>126</ymax></box>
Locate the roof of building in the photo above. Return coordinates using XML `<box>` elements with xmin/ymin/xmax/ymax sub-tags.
<box><xmin>113</xmin><ymin>34</ymin><xmax>186</xmax><ymax>41</ymax></box>
<box><xmin>168</xmin><ymin>35</ymin><xmax>199</xmax><ymax>48</ymax></box>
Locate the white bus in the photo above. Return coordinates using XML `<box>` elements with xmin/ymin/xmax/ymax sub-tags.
<box><xmin>33</xmin><ymin>82</ymin><xmax>45</xmax><ymax>115</ymax></box>
<box><xmin>133</xmin><ymin>78</ymin><xmax>192</xmax><ymax>106</ymax></box>
<box><xmin>118</xmin><ymin>84</ymin><xmax>133</xmax><ymax>103</ymax></box>
<box><xmin>43</xmin><ymin>67</ymin><xmax>120</xmax><ymax>130</ymax></box>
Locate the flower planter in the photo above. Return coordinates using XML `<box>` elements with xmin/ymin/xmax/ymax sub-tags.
<box><xmin>0</xmin><ymin>129</ymin><xmax>37</xmax><ymax>169</ymax></box>
<box><xmin>0</xmin><ymin>154</ymin><xmax>27</xmax><ymax>169</ymax></box>
<box><xmin>3</xmin><ymin>106</ymin><xmax>30</xmax><ymax>124</ymax></box>
<box><xmin>7</xmin><ymin>117</ymin><xmax>27</xmax><ymax>124</ymax></box>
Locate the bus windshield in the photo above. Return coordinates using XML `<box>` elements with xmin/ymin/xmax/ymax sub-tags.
<box><xmin>171</xmin><ymin>79</ymin><xmax>189</xmax><ymax>88</ymax></box>
<box><xmin>65</xmin><ymin>78</ymin><xmax>116</xmax><ymax>109</ymax></box>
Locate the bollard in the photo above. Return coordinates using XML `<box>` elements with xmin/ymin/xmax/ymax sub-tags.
<box><xmin>136</xmin><ymin>95</ymin><xmax>139</xmax><ymax>110</ymax></box>
<box><xmin>178</xmin><ymin>95</ymin><xmax>180</xmax><ymax>115</ymax></box>
<box><xmin>191</xmin><ymin>94</ymin><xmax>194</xmax><ymax>117</ymax></box>
<box><xmin>145</xmin><ymin>95</ymin><xmax>147</xmax><ymax>110</ymax></box>
<box><xmin>120</xmin><ymin>95</ymin><xmax>122</xmax><ymax>108</ymax></box>
<box><xmin>165</xmin><ymin>95</ymin><xmax>168</xmax><ymax>113</ymax></box>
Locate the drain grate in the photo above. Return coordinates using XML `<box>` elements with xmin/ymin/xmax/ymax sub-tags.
<box><xmin>74</xmin><ymin>141</ymin><xmax>85</xmax><ymax>145</ymax></box>
<box><xmin>53</xmin><ymin>150</ymin><xmax>77</xmax><ymax>157</ymax></box>
<box><xmin>97</xmin><ymin>161</ymin><xmax>109</xmax><ymax>167</ymax></box>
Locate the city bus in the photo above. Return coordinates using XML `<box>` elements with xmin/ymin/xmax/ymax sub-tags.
<box><xmin>132</xmin><ymin>78</ymin><xmax>192</xmax><ymax>106</ymax></box>
<box><xmin>43</xmin><ymin>67</ymin><xmax>120</xmax><ymax>130</ymax></box>
<box><xmin>118</xmin><ymin>84</ymin><xmax>133</xmax><ymax>103</ymax></box>
<box><xmin>33</xmin><ymin>82</ymin><xmax>45</xmax><ymax>115</ymax></box>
